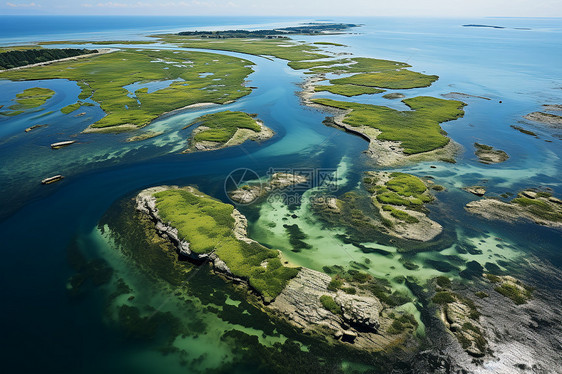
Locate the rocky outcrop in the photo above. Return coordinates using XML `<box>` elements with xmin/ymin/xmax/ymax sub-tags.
<box><xmin>542</xmin><ymin>104</ymin><xmax>562</xmax><ymax>111</ymax></box>
<box><xmin>382</xmin><ymin>93</ymin><xmax>405</xmax><ymax>100</ymax></box>
<box><xmin>335</xmin><ymin>292</ymin><xmax>382</xmax><ymax>331</ymax></box>
<box><xmin>229</xmin><ymin>172</ymin><xmax>308</xmax><ymax>204</ymax></box>
<box><xmin>465</xmin><ymin>190</ymin><xmax>562</xmax><ymax>229</ymax></box>
<box><xmin>524</xmin><ymin>111</ymin><xmax>562</xmax><ymax>127</ymax></box>
<box><xmin>270</xmin><ymin>267</ymin><xmax>413</xmax><ymax>351</ymax></box>
<box><xmin>464</xmin><ymin>185</ymin><xmax>486</xmax><ymax>196</ymax></box>
<box><xmin>474</xmin><ymin>142</ymin><xmax>509</xmax><ymax>164</ymax></box>
<box><xmin>442</xmin><ymin>301</ymin><xmax>486</xmax><ymax>357</ymax></box>
<box><xmin>270</xmin><ymin>268</ymin><xmax>341</xmax><ymax>331</ymax></box>
<box><xmin>485</xmin><ymin>274</ymin><xmax>533</xmax><ymax>305</ymax></box>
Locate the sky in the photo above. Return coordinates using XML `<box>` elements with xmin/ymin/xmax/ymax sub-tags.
<box><xmin>1</xmin><ymin>0</ymin><xmax>562</xmax><ymax>17</ymax></box>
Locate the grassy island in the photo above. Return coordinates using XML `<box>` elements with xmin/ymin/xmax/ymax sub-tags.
<box><xmin>312</xmin><ymin>96</ymin><xmax>466</xmax><ymax>154</ymax></box>
<box><xmin>330</xmin><ymin>70</ymin><xmax>438</xmax><ymax>89</ymax></box>
<box><xmin>304</xmin><ymin>57</ymin><xmax>410</xmax><ymax>74</ymax></box>
<box><xmin>0</xmin><ymin>87</ymin><xmax>55</xmax><ymax>116</ymax></box>
<box><xmin>314</xmin><ymin>84</ymin><xmax>384</xmax><ymax>97</ymax></box>
<box><xmin>362</xmin><ymin>171</ymin><xmax>443</xmax><ymax>241</ymax></box>
<box><xmin>184</xmin><ymin>111</ymin><xmax>272</xmax><ymax>152</ymax></box>
<box><xmin>0</xmin><ymin>49</ymin><xmax>254</xmax><ymax>131</ymax></box>
<box><xmin>153</xmin><ymin>187</ymin><xmax>299</xmax><ymax>300</ymax></box>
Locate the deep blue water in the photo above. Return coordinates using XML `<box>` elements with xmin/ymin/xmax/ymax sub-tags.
<box><xmin>0</xmin><ymin>16</ymin><xmax>561</xmax><ymax>373</ymax></box>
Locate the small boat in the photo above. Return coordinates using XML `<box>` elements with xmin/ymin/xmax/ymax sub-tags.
<box><xmin>41</xmin><ymin>175</ymin><xmax>64</xmax><ymax>185</ymax></box>
<box><xmin>74</xmin><ymin>112</ymin><xmax>86</xmax><ymax>117</ymax></box>
<box><xmin>51</xmin><ymin>140</ymin><xmax>76</xmax><ymax>149</ymax></box>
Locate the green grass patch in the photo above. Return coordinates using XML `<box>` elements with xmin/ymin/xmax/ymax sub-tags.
<box><xmin>388</xmin><ymin>313</ymin><xmax>417</xmax><ymax>334</ymax></box>
<box><xmin>387</xmin><ymin>172</ymin><xmax>428</xmax><ymax>196</ymax></box>
<box><xmin>0</xmin><ymin>49</ymin><xmax>254</xmax><ymax>130</ymax></box>
<box><xmin>61</xmin><ymin>102</ymin><xmax>81</xmax><ymax>114</ymax></box>
<box><xmin>153</xmin><ymin>188</ymin><xmax>299</xmax><ymax>300</ymax></box>
<box><xmin>312</xmin><ymin>96</ymin><xmax>465</xmax><ymax>154</ymax></box>
<box><xmin>314</xmin><ymin>84</ymin><xmax>384</xmax><ymax>97</ymax></box>
<box><xmin>327</xmin><ymin>276</ymin><xmax>344</xmax><ymax>291</ymax></box>
<box><xmin>494</xmin><ymin>283</ymin><xmax>532</xmax><ymax>305</ymax></box>
<box><xmin>8</xmin><ymin>87</ymin><xmax>55</xmax><ymax>111</ymax></box>
<box><xmin>330</xmin><ymin>69</ymin><xmax>438</xmax><ymax>89</ymax></box>
<box><xmin>313</xmin><ymin>42</ymin><xmax>347</xmax><ymax>47</ymax></box>
<box><xmin>431</xmin><ymin>291</ymin><xmax>456</xmax><ymax>304</ymax></box>
<box><xmin>485</xmin><ymin>274</ymin><xmax>501</xmax><ymax>283</ymax></box>
<box><xmin>190</xmin><ymin>111</ymin><xmax>262</xmax><ymax>143</ymax></box>
<box><xmin>376</xmin><ymin>191</ymin><xmax>415</xmax><ymax>206</ymax></box>
<box><xmin>319</xmin><ymin>295</ymin><xmax>342</xmax><ymax>315</ymax></box>
<box><xmin>372</xmin><ymin>173</ymin><xmax>431</xmax><ymax>209</ymax></box>
<box><xmin>512</xmin><ymin>197</ymin><xmax>562</xmax><ymax>222</ymax></box>
<box><xmin>475</xmin><ymin>291</ymin><xmax>489</xmax><ymax>299</ymax></box>
<box><xmin>310</xmin><ymin>57</ymin><xmax>410</xmax><ymax>74</ymax></box>
<box><xmin>435</xmin><ymin>276</ymin><xmax>452</xmax><ymax>289</ymax></box>
<box><xmin>382</xmin><ymin>205</ymin><xmax>419</xmax><ymax>223</ymax></box>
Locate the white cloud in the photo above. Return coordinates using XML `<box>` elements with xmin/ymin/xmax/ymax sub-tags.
<box><xmin>86</xmin><ymin>1</ymin><xmax>238</xmax><ymax>9</ymax></box>
<box><xmin>6</xmin><ymin>1</ymin><xmax>40</xmax><ymax>7</ymax></box>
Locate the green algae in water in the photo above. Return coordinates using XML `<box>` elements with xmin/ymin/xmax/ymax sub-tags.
<box><xmin>91</xmin><ymin>196</ymin><xmax>394</xmax><ymax>373</ymax></box>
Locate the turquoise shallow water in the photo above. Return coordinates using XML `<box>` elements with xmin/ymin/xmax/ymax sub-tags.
<box><xmin>0</xmin><ymin>16</ymin><xmax>561</xmax><ymax>373</ymax></box>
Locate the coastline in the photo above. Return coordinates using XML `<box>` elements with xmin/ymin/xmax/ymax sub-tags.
<box><xmin>300</xmin><ymin>75</ymin><xmax>461</xmax><ymax>166</ymax></box>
